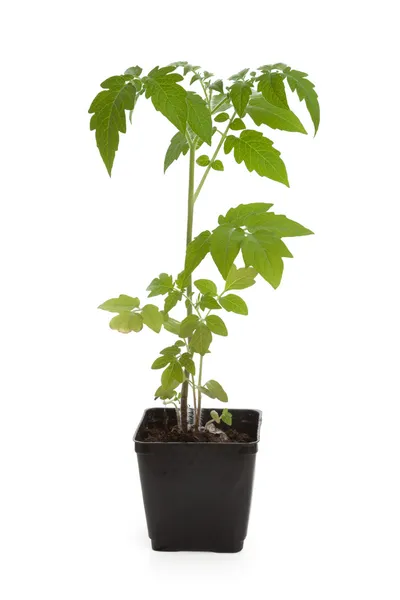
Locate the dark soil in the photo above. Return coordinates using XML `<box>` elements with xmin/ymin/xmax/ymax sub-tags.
<box><xmin>143</xmin><ymin>425</ymin><xmax>251</xmax><ymax>443</ymax></box>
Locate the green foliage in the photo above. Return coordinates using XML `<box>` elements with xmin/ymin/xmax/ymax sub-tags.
<box><xmin>219</xmin><ymin>294</ymin><xmax>248</xmax><ymax>315</ymax></box>
<box><xmin>211</xmin><ymin>160</ymin><xmax>224</xmax><ymax>171</ymax></box>
<box><xmin>221</xmin><ymin>408</ymin><xmax>232</xmax><ymax>425</ymax></box>
<box><xmin>210</xmin><ymin>225</ymin><xmax>244</xmax><ymax>278</ymax></box>
<box><xmin>190</xmin><ymin>323</ymin><xmax>212</xmax><ymax>355</ymax></box>
<box><xmin>142</xmin><ymin>304</ymin><xmax>164</xmax><ymax>333</ymax></box>
<box><xmin>246</xmin><ymin>94</ymin><xmax>306</xmax><ymax>134</ymax></box>
<box><xmin>284</xmin><ymin>68</ymin><xmax>320</xmax><ymax>134</ymax></box>
<box><xmin>164</xmin><ymin>132</ymin><xmax>189</xmax><ymax>172</ymax></box>
<box><xmin>180</xmin><ymin>314</ymin><xmax>200</xmax><ymax>337</ymax></box>
<box><xmin>98</xmin><ymin>294</ymin><xmax>140</xmax><ymax>312</ymax></box>
<box><xmin>206</xmin><ymin>315</ymin><xmax>228</xmax><ymax>336</ymax></box>
<box><xmin>194</xmin><ymin>279</ymin><xmax>217</xmax><ymax>296</ymax></box>
<box><xmin>179</xmin><ymin>352</ymin><xmax>196</xmax><ymax>375</ymax></box>
<box><xmin>184</xmin><ymin>231</ymin><xmax>211</xmax><ymax>277</ymax></box>
<box><xmin>201</xmin><ymin>380</ymin><xmax>228</xmax><ymax>402</ymax></box>
<box><xmin>225</xmin><ymin>264</ymin><xmax>257</xmax><ymax>291</ymax></box>
<box><xmin>186</xmin><ymin>91</ymin><xmax>212</xmax><ymax>145</ymax></box>
<box><xmin>143</xmin><ymin>66</ymin><xmax>187</xmax><ymax>133</ymax></box>
<box><xmin>257</xmin><ymin>71</ymin><xmax>288</xmax><ymax>109</ymax></box>
<box><xmin>197</xmin><ymin>155</ymin><xmax>210</xmax><ymax>167</ymax></box>
<box><xmin>109</xmin><ymin>312</ymin><xmax>143</xmax><ymax>333</ymax></box>
<box><xmin>147</xmin><ymin>273</ymin><xmax>173</xmax><ymax>297</ymax></box>
<box><xmin>229</xmin><ymin>81</ymin><xmax>252</xmax><ymax>117</ymax></box>
<box><xmin>230</xmin><ymin>118</ymin><xmax>246</xmax><ymax>131</ymax></box>
<box><xmin>214</xmin><ymin>112</ymin><xmax>229</xmax><ymax>123</ymax></box>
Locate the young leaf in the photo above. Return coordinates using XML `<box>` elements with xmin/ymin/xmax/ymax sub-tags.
<box><xmin>160</xmin><ymin>345</ymin><xmax>181</xmax><ymax>356</ymax></box>
<box><xmin>162</xmin><ymin>361</ymin><xmax>183</xmax><ymax>389</ymax></box>
<box><xmin>142</xmin><ymin>304</ymin><xmax>164</xmax><ymax>333</ymax></box>
<box><xmin>228</xmin><ymin>130</ymin><xmax>289</xmax><ymax>186</ymax></box>
<box><xmin>257</xmin><ymin>72</ymin><xmax>289</xmax><ymax>109</ymax></box>
<box><xmin>190</xmin><ymin>323</ymin><xmax>212</xmax><ymax>355</ymax></box>
<box><xmin>210</xmin><ymin>225</ymin><xmax>244</xmax><ymax>279</ymax></box>
<box><xmin>186</xmin><ymin>91</ymin><xmax>212</xmax><ymax>145</ymax></box>
<box><xmin>211</xmin><ymin>160</ymin><xmax>224</xmax><ymax>171</ymax></box>
<box><xmin>221</xmin><ymin>408</ymin><xmax>232</xmax><ymax>426</ymax></box>
<box><xmin>197</xmin><ymin>155</ymin><xmax>210</xmax><ymax>167</ymax></box>
<box><xmin>164</xmin><ymin>290</ymin><xmax>182</xmax><ymax>313</ymax></box>
<box><xmin>210</xmin><ymin>79</ymin><xmax>224</xmax><ymax>94</ymax></box>
<box><xmin>163</xmin><ymin>317</ymin><xmax>181</xmax><ymax>336</ymax></box>
<box><xmin>124</xmin><ymin>66</ymin><xmax>143</xmax><ymax>77</ymax></box>
<box><xmin>229</xmin><ymin>68</ymin><xmax>250</xmax><ymax>81</ymax></box>
<box><xmin>98</xmin><ymin>294</ymin><xmax>140</xmax><ymax>312</ymax></box>
<box><xmin>179</xmin><ymin>353</ymin><xmax>196</xmax><ymax>376</ymax></box>
<box><xmin>199</xmin><ymin>295</ymin><xmax>221</xmax><ymax>310</ymax></box>
<box><xmin>246</xmin><ymin>94</ymin><xmax>306</xmax><ymax>134</ymax></box>
<box><xmin>230</xmin><ymin>118</ymin><xmax>246</xmax><ymax>130</ymax></box>
<box><xmin>224</xmin><ymin>202</ymin><xmax>273</xmax><ymax>227</ymax></box>
<box><xmin>225</xmin><ymin>264</ymin><xmax>257</xmax><ymax>291</ymax></box>
<box><xmin>180</xmin><ymin>314</ymin><xmax>200</xmax><ymax>338</ymax></box>
<box><xmin>164</xmin><ymin>131</ymin><xmax>189</xmax><ymax>172</ymax></box>
<box><xmin>147</xmin><ymin>273</ymin><xmax>173</xmax><ymax>297</ymax></box>
<box><xmin>285</xmin><ymin>68</ymin><xmax>320</xmax><ymax>135</ymax></box>
<box><xmin>109</xmin><ymin>312</ymin><xmax>143</xmax><ymax>333</ymax></box>
<box><xmin>242</xmin><ymin>232</ymin><xmax>284</xmax><ymax>289</ymax></box>
<box><xmin>154</xmin><ymin>385</ymin><xmax>175</xmax><ymax>400</ymax></box>
<box><xmin>210</xmin><ymin>410</ymin><xmax>220</xmax><ymax>423</ymax></box>
<box><xmin>244</xmin><ymin>212</ymin><xmax>313</xmax><ymax>237</ymax></box>
<box><xmin>89</xmin><ymin>76</ymin><xmax>136</xmax><ymax>175</ymax></box>
<box><xmin>219</xmin><ymin>294</ymin><xmax>248</xmax><ymax>315</ymax></box>
<box><xmin>214</xmin><ymin>112</ymin><xmax>229</xmax><ymax>123</ymax></box>
<box><xmin>230</xmin><ymin>81</ymin><xmax>252</xmax><ymax>117</ymax></box>
<box><xmin>194</xmin><ymin>279</ymin><xmax>217</xmax><ymax>296</ymax></box>
<box><xmin>202</xmin><ymin>380</ymin><xmax>228</xmax><ymax>402</ymax></box>
<box><xmin>190</xmin><ymin>73</ymin><xmax>201</xmax><ymax>85</ymax></box>
<box><xmin>206</xmin><ymin>315</ymin><xmax>228</xmax><ymax>336</ymax></box>
<box><xmin>184</xmin><ymin>230</ymin><xmax>211</xmax><ymax>277</ymax></box>
<box><xmin>224</xmin><ymin>135</ymin><xmax>237</xmax><ymax>154</ymax></box>
<box><xmin>143</xmin><ymin>66</ymin><xmax>187</xmax><ymax>133</ymax></box>
<box><xmin>151</xmin><ymin>355</ymin><xmax>172</xmax><ymax>369</ymax></box>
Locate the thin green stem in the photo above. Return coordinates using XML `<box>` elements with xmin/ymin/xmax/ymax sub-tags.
<box><xmin>195</xmin><ymin>355</ymin><xmax>204</xmax><ymax>430</ymax></box>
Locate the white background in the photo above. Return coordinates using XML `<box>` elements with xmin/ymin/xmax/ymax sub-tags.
<box><xmin>1</xmin><ymin>1</ymin><xmax>399</xmax><ymax>598</ymax></box>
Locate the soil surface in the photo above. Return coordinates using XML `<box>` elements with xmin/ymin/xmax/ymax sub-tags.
<box><xmin>143</xmin><ymin>425</ymin><xmax>251</xmax><ymax>443</ymax></box>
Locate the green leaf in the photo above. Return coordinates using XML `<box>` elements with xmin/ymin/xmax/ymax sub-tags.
<box><xmin>224</xmin><ymin>135</ymin><xmax>236</xmax><ymax>154</ymax></box>
<box><xmin>214</xmin><ymin>112</ymin><xmax>229</xmax><ymax>123</ymax></box>
<box><xmin>202</xmin><ymin>380</ymin><xmax>228</xmax><ymax>402</ymax></box>
<box><xmin>246</xmin><ymin>94</ymin><xmax>306</xmax><ymax>134</ymax></box>
<box><xmin>180</xmin><ymin>314</ymin><xmax>200</xmax><ymax>338</ymax></box>
<box><xmin>190</xmin><ymin>73</ymin><xmax>201</xmax><ymax>85</ymax></box>
<box><xmin>285</xmin><ymin>68</ymin><xmax>320</xmax><ymax>135</ymax></box>
<box><xmin>257</xmin><ymin>72</ymin><xmax>288</xmax><ymax>109</ymax></box>
<box><xmin>197</xmin><ymin>155</ymin><xmax>210</xmax><ymax>167</ymax></box>
<box><xmin>206</xmin><ymin>315</ymin><xmax>228</xmax><ymax>336</ymax></box>
<box><xmin>184</xmin><ymin>230</ymin><xmax>211</xmax><ymax>277</ymax></box>
<box><xmin>225</xmin><ymin>264</ymin><xmax>257</xmax><ymax>291</ymax></box>
<box><xmin>164</xmin><ymin>131</ymin><xmax>189</xmax><ymax>172</ymax></box>
<box><xmin>230</xmin><ymin>118</ymin><xmax>246</xmax><ymax>130</ymax></box>
<box><xmin>211</xmin><ymin>160</ymin><xmax>224</xmax><ymax>171</ymax></box>
<box><xmin>219</xmin><ymin>294</ymin><xmax>248</xmax><ymax>315</ymax></box>
<box><xmin>229</xmin><ymin>68</ymin><xmax>250</xmax><ymax>81</ymax></box>
<box><xmin>176</xmin><ymin>270</ymin><xmax>190</xmax><ymax>290</ymax></box>
<box><xmin>227</xmin><ymin>130</ymin><xmax>289</xmax><ymax>186</ymax></box>
<box><xmin>242</xmin><ymin>232</ymin><xmax>284</xmax><ymax>289</ymax></box>
<box><xmin>151</xmin><ymin>355</ymin><xmax>172</xmax><ymax>369</ymax></box>
<box><xmin>221</xmin><ymin>408</ymin><xmax>232</xmax><ymax>426</ymax></box>
<box><xmin>210</xmin><ymin>410</ymin><xmax>220</xmax><ymax>423</ymax></box>
<box><xmin>109</xmin><ymin>312</ymin><xmax>143</xmax><ymax>333</ymax></box>
<box><xmin>194</xmin><ymin>279</ymin><xmax>217</xmax><ymax>296</ymax></box>
<box><xmin>89</xmin><ymin>76</ymin><xmax>136</xmax><ymax>175</ymax></box>
<box><xmin>230</xmin><ymin>81</ymin><xmax>252</xmax><ymax>117</ymax></box>
<box><xmin>211</xmin><ymin>94</ymin><xmax>231</xmax><ymax>113</ymax></box>
<box><xmin>154</xmin><ymin>385</ymin><xmax>175</xmax><ymax>400</ymax></box>
<box><xmin>160</xmin><ymin>345</ymin><xmax>181</xmax><ymax>356</ymax></box>
<box><xmin>164</xmin><ymin>290</ymin><xmax>182</xmax><ymax>313</ymax></box>
<box><xmin>199</xmin><ymin>294</ymin><xmax>221</xmax><ymax>310</ymax></box>
<box><xmin>141</xmin><ymin>304</ymin><xmax>164</xmax><ymax>333</ymax></box>
<box><xmin>162</xmin><ymin>361</ymin><xmax>183</xmax><ymax>389</ymax></box>
<box><xmin>190</xmin><ymin>323</ymin><xmax>212</xmax><ymax>355</ymax></box>
<box><xmin>210</xmin><ymin>225</ymin><xmax>244</xmax><ymax>278</ymax></box>
<box><xmin>147</xmin><ymin>273</ymin><xmax>173</xmax><ymax>297</ymax></box>
<box><xmin>179</xmin><ymin>353</ymin><xmax>196</xmax><ymax>376</ymax></box>
<box><xmin>186</xmin><ymin>91</ymin><xmax>212</xmax><ymax>145</ymax></box>
<box><xmin>124</xmin><ymin>66</ymin><xmax>142</xmax><ymax>77</ymax></box>
<box><xmin>223</xmin><ymin>202</ymin><xmax>273</xmax><ymax>227</ymax></box>
<box><xmin>210</xmin><ymin>79</ymin><xmax>224</xmax><ymax>94</ymax></box>
<box><xmin>143</xmin><ymin>66</ymin><xmax>187</xmax><ymax>132</ymax></box>
<box><xmin>244</xmin><ymin>212</ymin><xmax>313</xmax><ymax>237</ymax></box>
<box><xmin>98</xmin><ymin>294</ymin><xmax>140</xmax><ymax>312</ymax></box>
<box><xmin>163</xmin><ymin>317</ymin><xmax>181</xmax><ymax>336</ymax></box>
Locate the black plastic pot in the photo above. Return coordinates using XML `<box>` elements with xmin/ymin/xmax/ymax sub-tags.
<box><xmin>134</xmin><ymin>407</ymin><xmax>262</xmax><ymax>552</ymax></box>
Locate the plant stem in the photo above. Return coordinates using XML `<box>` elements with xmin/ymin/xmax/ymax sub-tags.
<box><xmin>195</xmin><ymin>355</ymin><xmax>204</xmax><ymax>430</ymax></box>
<box><xmin>180</xmin><ymin>141</ymin><xmax>196</xmax><ymax>432</ymax></box>
<box><xmin>193</xmin><ymin>111</ymin><xmax>236</xmax><ymax>203</ymax></box>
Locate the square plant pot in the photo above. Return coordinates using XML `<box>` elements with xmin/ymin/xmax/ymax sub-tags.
<box><xmin>134</xmin><ymin>407</ymin><xmax>262</xmax><ymax>552</ymax></box>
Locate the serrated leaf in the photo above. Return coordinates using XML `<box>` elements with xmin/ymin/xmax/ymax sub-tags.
<box><xmin>109</xmin><ymin>312</ymin><xmax>143</xmax><ymax>333</ymax></box>
<box><xmin>184</xmin><ymin>230</ymin><xmax>211</xmax><ymax>277</ymax></box>
<box><xmin>162</xmin><ymin>361</ymin><xmax>183</xmax><ymax>389</ymax></box>
<box><xmin>214</xmin><ymin>112</ymin><xmax>229</xmax><ymax>123</ymax></box>
<box><xmin>143</xmin><ymin>66</ymin><xmax>187</xmax><ymax>133</ymax></box>
<box><xmin>98</xmin><ymin>294</ymin><xmax>140</xmax><ymax>312</ymax></box>
<box><xmin>229</xmin><ymin>130</ymin><xmax>289</xmax><ymax>186</ymax></box>
<box><xmin>164</xmin><ymin>290</ymin><xmax>182</xmax><ymax>313</ymax></box>
<box><xmin>210</xmin><ymin>79</ymin><xmax>224</xmax><ymax>94</ymax></box>
<box><xmin>242</xmin><ymin>232</ymin><xmax>284</xmax><ymax>289</ymax></box>
<box><xmin>180</xmin><ymin>314</ymin><xmax>200</xmax><ymax>338</ymax></box>
<box><xmin>141</xmin><ymin>304</ymin><xmax>164</xmax><ymax>333</ymax></box>
<box><xmin>206</xmin><ymin>315</ymin><xmax>228</xmax><ymax>336</ymax></box>
<box><xmin>199</xmin><ymin>294</ymin><xmax>221</xmax><ymax>310</ymax></box>
<box><xmin>229</xmin><ymin>68</ymin><xmax>250</xmax><ymax>81</ymax></box>
<box><xmin>210</xmin><ymin>225</ymin><xmax>244</xmax><ymax>279</ymax></box>
<box><xmin>244</xmin><ymin>212</ymin><xmax>313</xmax><ymax>237</ymax></box>
<box><xmin>219</xmin><ymin>294</ymin><xmax>248</xmax><ymax>315</ymax></box>
<box><xmin>190</xmin><ymin>323</ymin><xmax>212</xmax><ymax>355</ymax></box>
<box><xmin>211</xmin><ymin>160</ymin><xmax>224</xmax><ymax>171</ymax></box>
<box><xmin>221</xmin><ymin>408</ymin><xmax>232</xmax><ymax>426</ymax></box>
<box><xmin>179</xmin><ymin>353</ymin><xmax>196</xmax><ymax>376</ymax></box>
<box><xmin>210</xmin><ymin>410</ymin><xmax>220</xmax><ymax>423</ymax></box>
<box><xmin>89</xmin><ymin>76</ymin><xmax>136</xmax><ymax>175</ymax></box>
<box><xmin>230</xmin><ymin>81</ymin><xmax>252</xmax><ymax>117</ymax></box>
<box><xmin>257</xmin><ymin>72</ymin><xmax>288</xmax><ymax>109</ymax></box>
<box><xmin>197</xmin><ymin>155</ymin><xmax>210</xmax><ymax>167</ymax></box>
<box><xmin>186</xmin><ymin>91</ymin><xmax>212</xmax><ymax>145</ymax></box>
<box><xmin>147</xmin><ymin>273</ymin><xmax>173</xmax><ymax>297</ymax></box>
<box><xmin>151</xmin><ymin>355</ymin><xmax>172</xmax><ymax>369</ymax></box>
<box><xmin>203</xmin><ymin>380</ymin><xmax>228</xmax><ymax>402</ymax></box>
<box><xmin>194</xmin><ymin>279</ymin><xmax>217</xmax><ymax>296</ymax></box>
<box><xmin>230</xmin><ymin>118</ymin><xmax>246</xmax><ymax>130</ymax></box>
<box><xmin>246</xmin><ymin>94</ymin><xmax>306</xmax><ymax>134</ymax></box>
<box><xmin>164</xmin><ymin>131</ymin><xmax>189</xmax><ymax>172</ymax></box>
<box><xmin>285</xmin><ymin>68</ymin><xmax>320</xmax><ymax>135</ymax></box>
<box><xmin>224</xmin><ymin>202</ymin><xmax>273</xmax><ymax>227</ymax></box>
<box><xmin>225</xmin><ymin>264</ymin><xmax>257</xmax><ymax>291</ymax></box>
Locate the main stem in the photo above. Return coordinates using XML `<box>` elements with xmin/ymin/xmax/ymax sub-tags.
<box><xmin>180</xmin><ymin>142</ymin><xmax>196</xmax><ymax>432</ymax></box>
